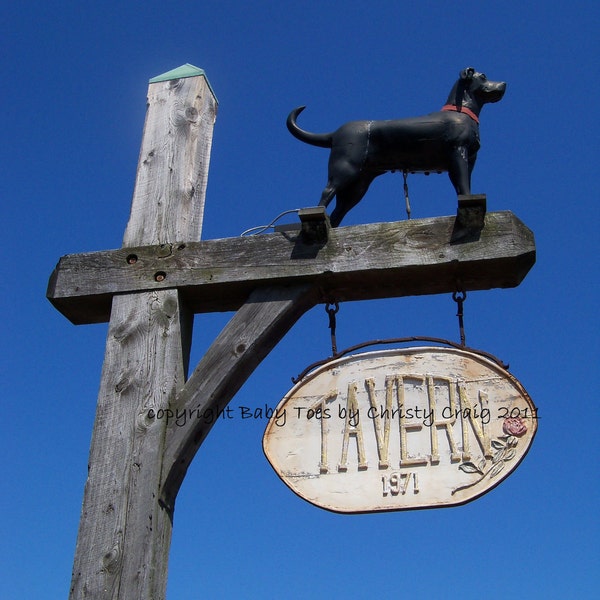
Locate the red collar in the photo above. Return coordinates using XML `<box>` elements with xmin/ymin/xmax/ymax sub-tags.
<box><xmin>441</xmin><ymin>104</ymin><xmax>479</xmax><ymax>124</ymax></box>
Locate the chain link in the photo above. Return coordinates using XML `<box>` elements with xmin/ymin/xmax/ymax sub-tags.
<box><xmin>403</xmin><ymin>170</ymin><xmax>411</xmax><ymax>219</ymax></box>
<box><xmin>325</xmin><ymin>302</ymin><xmax>340</xmax><ymax>356</ymax></box>
<box><xmin>452</xmin><ymin>291</ymin><xmax>467</xmax><ymax>346</ymax></box>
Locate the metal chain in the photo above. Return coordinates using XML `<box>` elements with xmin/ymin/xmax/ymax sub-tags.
<box><xmin>325</xmin><ymin>302</ymin><xmax>340</xmax><ymax>356</ymax></box>
<box><xmin>403</xmin><ymin>170</ymin><xmax>411</xmax><ymax>219</ymax></box>
<box><xmin>452</xmin><ymin>291</ymin><xmax>467</xmax><ymax>346</ymax></box>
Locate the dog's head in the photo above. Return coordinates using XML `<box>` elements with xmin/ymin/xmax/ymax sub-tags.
<box><xmin>459</xmin><ymin>67</ymin><xmax>506</xmax><ymax>105</ymax></box>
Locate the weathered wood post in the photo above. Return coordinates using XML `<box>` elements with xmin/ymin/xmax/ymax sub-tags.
<box><xmin>69</xmin><ymin>64</ymin><xmax>217</xmax><ymax>599</ymax></box>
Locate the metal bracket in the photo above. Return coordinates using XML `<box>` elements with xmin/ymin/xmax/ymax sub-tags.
<box><xmin>298</xmin><ymin>206</ymin><xmax>330</xmax><ymax>244</ymax></box>
<box><xmin>452</xmin><ymin>194</ymin><xmax>487</xmax><ymax>242</ymax></box>
<box><xmin>457</xmin><ymin>194</ymin><xmax>486</xmax><ymax>229</ymax></box>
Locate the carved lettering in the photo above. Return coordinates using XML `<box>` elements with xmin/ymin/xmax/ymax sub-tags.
<box><xmin>381</xmin><ymin>472</ymin><xmax>419</xmax><ymax>496</ymax></box>
<box><xmin>317</xmin><ymin>372</ymin><xmax>492</xmax><ymax>472</ymax></box>
<box><xmin>428</xmin><ymin>376</ymin><xmax>461</xmax><ymax>464</ymax></box>
<box><xmin>365</xmin><ymin>377</ymin><xmax>392</xmax><ymax>468</ymax></box>
<box><xmin>314</xmin><ymin>389</ymin><xmax>338</xmax><ymax>473</ymax></box>
<box><xmin>396</xmin><ymin>376</ymin><xmax>429</xmax><ymax>467</ymax></box>
<box><xmin>458</xmin><ymin>385</ymin><xmax>491</xmax><ymax>460</ymax></box>
<box><xmin>338</xmin><ymin>382</ymin><xmax>368</xmax><ymax>471</ymax></box>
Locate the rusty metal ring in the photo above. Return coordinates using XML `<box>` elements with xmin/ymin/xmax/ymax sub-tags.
<box><xmin>325</xmin><ymin>302</ymin><xmax>339</xmax><ymax>314</ymax></box>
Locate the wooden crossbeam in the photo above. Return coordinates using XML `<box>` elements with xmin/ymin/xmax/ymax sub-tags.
<box><xmin>48</xmin><ymin>211</ymin><xmax>535</xmax><ymax>325</ymax></box>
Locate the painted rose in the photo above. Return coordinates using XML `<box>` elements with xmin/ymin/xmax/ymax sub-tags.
<box><xmin>503</xmin><ymin>417</ymin><xmax>527</xmax><ymax>437</ymax></box>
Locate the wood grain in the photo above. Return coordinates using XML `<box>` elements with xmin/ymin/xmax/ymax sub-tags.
<box><xmin>123</xmin><ymin>74</ymin><xmax>217</xmax><ymax>246</ymax></box>
<box><xmin>49</xmin><ymin>211</ymin><xmax>536</xmax><ymax>324</ymax></box>
<box><xmin>69</xmin><ymin>72</ymin><xmax>216</xmax><ymax>600</ymax></box>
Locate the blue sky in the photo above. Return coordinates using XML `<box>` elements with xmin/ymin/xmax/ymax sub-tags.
<box><xmin>3</xmin><ymin>1</ymin><xmax>599</xmax><ymax>598</ymax></box>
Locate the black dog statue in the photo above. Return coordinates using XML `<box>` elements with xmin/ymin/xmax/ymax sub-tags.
<box><xmin>287</xmin><ymin>67</ymin><xmax>506</xmax><ymax>227</ymax></box>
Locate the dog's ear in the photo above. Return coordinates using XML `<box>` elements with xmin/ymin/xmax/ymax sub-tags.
<box><xmin>460</xmin><ymin>67</ymin><xmax>475</xmax><ymax>81</ymax></box>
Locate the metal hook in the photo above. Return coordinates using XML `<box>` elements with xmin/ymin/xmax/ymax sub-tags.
<box><xmin>452</xmin><ymin>291</ymin><xmax>467</xmax><ymax>346</ymax></box>
<box><xmin>325</xmin><ymin>302</ymin><xmax>340</xmax><ymax>356</ymax></box>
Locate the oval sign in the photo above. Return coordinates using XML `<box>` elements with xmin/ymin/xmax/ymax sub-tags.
<box><xmin>263</xmin><ymin>347</ymin><xmax>537</xmax><ymax>513</ymax></box>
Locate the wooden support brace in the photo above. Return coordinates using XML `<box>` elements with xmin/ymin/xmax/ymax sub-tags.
<box><xmin>160</xmin><ymin>283</ymin><xmax>318</xmax><ymax>509</ymax></box>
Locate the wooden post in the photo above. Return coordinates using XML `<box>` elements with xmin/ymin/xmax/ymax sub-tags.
<box><xmin>69</xmin><ymin>65</ymin><xmax>217</xmax><ymax>599</ymax></box>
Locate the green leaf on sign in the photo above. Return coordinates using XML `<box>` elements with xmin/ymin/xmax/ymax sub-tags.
<box><xmin>459</xmin><ymin>462</ymin><xmax>483</xmax><ymax>474</ymax></box>
<box><xmin>489</xmin><ymin>462</ymin><xmax>505</xmax><ymax>479</ymax></box>
<box><xmin>492</xmin><ymin>448</ymin><xmax>506</xmax><ymax>464</ymax></box>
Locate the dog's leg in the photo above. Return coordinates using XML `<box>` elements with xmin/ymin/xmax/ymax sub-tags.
<box><xmin>319</xmin><ymin>180</ymin><xmax>338</xmax><ymax>208</ymax></box>
<box><xmin>329</xmin><ymin>174</ymin><xmax>376</xmax><ymax>227</ymax></box>
<box><xmin>319</xmin><ymin>154</ymin><xmax>365</xmax><ymax>208</ymax></box>
<box><xmin>448</xmin><ymin>146</ymin><xmax>471</xmax><ymax>195</ymax></box>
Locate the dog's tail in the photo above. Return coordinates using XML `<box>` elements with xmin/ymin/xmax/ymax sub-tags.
<box><xmin>286</xmin><ymin>106</ymin><xmax>333</xmax><ymax>148</ymax></box>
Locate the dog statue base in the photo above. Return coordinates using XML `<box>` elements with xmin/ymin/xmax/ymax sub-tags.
<box><xmin>452</xmin><ymin>194</ymin><xmax>487</xmax><ymax>242</ymax></box>
<box><xmin>298</xmin><ymin>206</ymin><xmax>330</xmax><ymax>244</ymax></box>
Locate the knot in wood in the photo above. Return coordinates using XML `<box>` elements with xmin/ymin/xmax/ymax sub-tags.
<box><xmin>156</xmin><ymin>244</ymin><xmax>173</xmax><ymax>258</ymax></box>
<box><xmin>185</xmin><ymin>106</ymin><xmax>199</xmax><ymax>122</ymax></box>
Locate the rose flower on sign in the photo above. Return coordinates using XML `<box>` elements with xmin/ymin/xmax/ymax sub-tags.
<box><xmin>503</xmin><ymin>417</ymin><xmax>528</xmax><ymax>437</ymax></box>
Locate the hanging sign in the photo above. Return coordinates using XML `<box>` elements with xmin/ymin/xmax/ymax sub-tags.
<box><xmin>263</xmin><ymin>347</ymin><xmax>537</xmax><ymax>513</ymax></box>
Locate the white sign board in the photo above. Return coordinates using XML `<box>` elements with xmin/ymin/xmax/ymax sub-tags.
<box><xmin>263</xmin><ymin>347</ymin><xmax>537</xmax><ymax>513</ymax></box>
